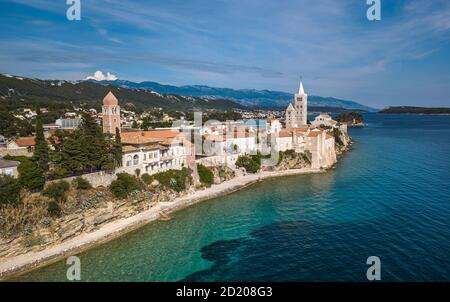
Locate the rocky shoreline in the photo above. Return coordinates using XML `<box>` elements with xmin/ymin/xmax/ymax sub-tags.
<box><xmin>0</xmin><ymin>167</ymin><xmax>327</xmax><ymax>280</ymax></box>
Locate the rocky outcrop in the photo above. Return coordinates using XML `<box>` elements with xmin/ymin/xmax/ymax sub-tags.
<box><xmin>274</xmin><ymin>151</ymin><xmax>311</xmax><ymax>171</ymax></box>
<box><xmin>0</xmin><ymin>186</ymin><xmax>186</xmax><ymax>260</ymax></box>
<box><xmin>210</xmin><ymin>165</ymin><xmax>236</xmax><ymax>184</ymax></box>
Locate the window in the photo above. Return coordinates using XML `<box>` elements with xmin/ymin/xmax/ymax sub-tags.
<box><xmin>126</xmin><ymin>155</ymin><xmax>132</xmax><ymax>167</ymax></box>
<box><xmin>133</xmin><ymin>155</ymin><xmax>139</xmax><ymax>165</ymax></box>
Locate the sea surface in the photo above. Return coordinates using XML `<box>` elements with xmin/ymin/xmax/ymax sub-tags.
<box><xmin>12</xmin><ymin>114</ymin><xmax>450</xmax><ymax>281</ymax></box>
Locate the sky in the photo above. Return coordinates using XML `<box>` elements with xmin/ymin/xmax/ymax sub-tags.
<box><xmin>0</xmin><ymin>0</ymin><xmax>449</xmax><ymax>108</ymax></box>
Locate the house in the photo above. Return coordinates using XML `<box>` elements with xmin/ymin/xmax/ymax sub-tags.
<box><xmin>267</xmin><ymin>118</ymin><xmax>282</xmax><ymax>134</ymax></box>
<box><xmin>311</xmin><ymin>113</ymin><xmax>338</xmax><ymax>128</ymax></box>
<box><xmin>272</xmin><ymin>129</ymin><xmax>293</xmax><ymax>152</ymax></box>
<box><xmin>7</xmin><ymin>137</ymin><xmax>36</xmax><ymax>153</ymax></box>
<box><xmin>0</xmin><ymin>157</ymin><xmax>20</xmax><ymax>178</ymax></box>
<box><xmin>119</xmin><ymin>130</ymin><xmax>194</xmax><ymax>175</ymax></box>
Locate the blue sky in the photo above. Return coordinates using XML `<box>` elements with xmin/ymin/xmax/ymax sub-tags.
<box><xmin>0</xmin><ymin>0</ymin><xmax>449</xmax><ymax>108</ymax></box>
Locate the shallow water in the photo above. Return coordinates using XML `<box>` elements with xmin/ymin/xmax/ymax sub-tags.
<box><xmin>12</xmin><ymin>114</ymin><xmax>450</xmax><ymax>281</ymax></box>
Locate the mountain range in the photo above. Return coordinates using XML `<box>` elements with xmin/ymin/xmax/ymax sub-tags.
<box><xmin>96</xmin><ymin>79</ymin><xmax>377</xmax><ymax>112</ymax></box>
<box><xmin>0</xmin><ymin>73</ymin><xmax>376</xmax><ymax>112</ymax></box>
<box><xmin>0</xmin><ymin>74</ymin><xmax>246</xmax><ymax>111</ymax></box>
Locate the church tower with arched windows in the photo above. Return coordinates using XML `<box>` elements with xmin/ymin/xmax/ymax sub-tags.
<box><xmin>285</xmin><ymin>81</ymin><xmax>308</xmax><ymax>128</ymax></box>
<box><xmin>102</xmin><ymin>91</ymin><xmax>121</xmax><ymax>135</ymax></box>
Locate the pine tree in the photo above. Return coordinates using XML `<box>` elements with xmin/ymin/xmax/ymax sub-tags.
<box><xmin>33</xmin><ymin>108</ymin><xmax>50</xmax><ymax>172</ymax></box>
<box><xmin>60</xmin><ymin>131</ymin><xmax>88</xmax><ymax>174</ymax></box>
<box><xmin>80</xmin><ymin>113</ymin><xmax>103</xmax><ymax>171</ymax></box>
<box><xmin>18</xmin><ymin>159</ymin><xmax>45</xmax><ymax>191</ymax></box>
<box><xmin>80</xmin><ymin>113</ymin><xmax>112</xmax><ymax>171</ymax></box>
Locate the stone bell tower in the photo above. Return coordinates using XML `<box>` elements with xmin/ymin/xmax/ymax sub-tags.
<box><xmin>102</xmin><ymin>91</ymin><xmax>121</xmax><ymax>135</ymax></box>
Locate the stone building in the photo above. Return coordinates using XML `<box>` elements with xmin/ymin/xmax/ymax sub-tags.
<box><xmin>286</xmin><ymin>81</ymin><xmax>308</xmax><ymax>128</ymax></box>
<box><xmin>102</xmin><ymin>91</ymin><xmax>121</xmax><ymax>135</ymax></box>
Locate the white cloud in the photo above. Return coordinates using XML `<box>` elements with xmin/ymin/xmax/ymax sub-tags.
<box><xmin>85</xmin><ymin>70</ymin><xmax>118</xmax><ymax>81</ymax></box>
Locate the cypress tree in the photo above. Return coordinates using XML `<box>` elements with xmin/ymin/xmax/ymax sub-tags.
<box><xmin>33</xmin><ymin>108</ymin><xmax>50</xmax><ymax>171</ymax></box>
<box><xmin>112</xmin><ymin>127</ymin><xmax>123</xmax><ymax>167</ymax></box>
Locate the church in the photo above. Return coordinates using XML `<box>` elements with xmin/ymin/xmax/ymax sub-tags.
<box><xmin>285</xmin><ymin>81</ymin><xmax>308</xmax><ymax>128</ymax></box>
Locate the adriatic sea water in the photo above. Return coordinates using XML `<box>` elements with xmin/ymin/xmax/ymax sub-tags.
<box><xmin>13</xmin><ymin>114</ymin><xmax>450</xmax><ymax>281</ymax></box>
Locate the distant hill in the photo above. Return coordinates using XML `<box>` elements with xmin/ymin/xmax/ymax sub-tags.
<box><xmin>380</xmin><ymin>106</ymin><xmax>450</xmax><ymax>114</ymax></box>
<box><xmin>0</xmin><ymin>74</ymin><xmax>246</xmax><ymax>111</ymax></box>
<box><xmin>96</xmin><ymin>79</ymin><xmax>377</xmax><ymax>112</ymax></box>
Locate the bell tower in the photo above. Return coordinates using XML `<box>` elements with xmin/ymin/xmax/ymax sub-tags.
<box><xmin>102</xmin><ymin>91</ymin><xmax>121</xmax><ymax>135</ymax></box>
<box><xmin>294</xmin><ymin>81</ymin><xmax>308</xmax><ymax>126</ymax></box>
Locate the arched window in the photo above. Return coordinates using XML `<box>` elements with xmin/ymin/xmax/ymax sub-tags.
<box><xmin>126</xmin><ymin>155</ymin><xmax>132</xmax><ymax>167</ymax></box>
<box><xmin>133</xmin><ymin>155</ymin><xmax>139</xmax><ymax>165</ymax></box>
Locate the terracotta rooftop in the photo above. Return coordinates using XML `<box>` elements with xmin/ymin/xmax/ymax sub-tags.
<box><xmin>307</xmin><ymin>131</ymin><xmax>322</xmax><ymax>137</ymax></box>
<box><xmin>15</xmin><ymin>137</ymin><xmax>36</xmax><ymax>147</ymax></box>
<box><xmin>278</xmin><ymin>130</ymin><xmax>293</xmax><ymax>138</ymax></box>
<box><xmin>121</xmin><ymin>130</ymin><xmax>188</xmax><ymax>145</ymax></box>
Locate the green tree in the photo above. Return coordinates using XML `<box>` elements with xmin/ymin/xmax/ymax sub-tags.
<box><xmin>43</xmin><ymin>181</ymin><xmax>70</xmax><ymax>203</ymax></box>
<box><xmin>0</xmin><ymin>175</ymin><xmax>22</xmax><ymax>206</ymax></box>
<box><xmin>80</xmin><ymin>113</ymin><xmax>112</xmax><ymax>171</ymax></box>
<box><xmin>18</xmin><ymin>159</ymin><xmax>45</xmax><ymax>191</ymax></box>
<box><xmin>72</xmin><ymin>177</ymin><xmax>92</xmax><ymax>190</ymax></box>
<box><xmin>60</xmin><ymin>131</ymin><xmax>87</xmax><ymax>174</ymax></box>
<box><xmin>0</xmin><ymin>110</ymin><xmax>33</xmax><ymax>138</ymax></box>
<box><xmin>111</xmin><ymin>127</ymin><xmax>123</xmax><ymax>167</ymax></box>
<box><xmin>32</xmin><ymin>108</ymin><xmax>50</xmax><ymax>172</ymax></box>
<box><xmin>153</xmin><ymin>168</ymin><xmax>192</xmax><ymax>192</ymax></box>
<box><xmin>197</xmin><ymin>164</ymin><xmax>214</xmax><ymax>187</ymax></box>
<box><xmin>236</xmin><ymin>155</ymin><xmax>261</xmax><ymax>173</ymax></box>
<box><xmin>110</xmin><ymin>173</ymin><xmax>142</xmax><ymax>199</ymax></box>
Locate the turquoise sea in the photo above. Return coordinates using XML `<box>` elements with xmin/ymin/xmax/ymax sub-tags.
<box><xmin>12</xmin><ymin>114</ymin><xmax>450</xmax><ymax>281</ymax></box>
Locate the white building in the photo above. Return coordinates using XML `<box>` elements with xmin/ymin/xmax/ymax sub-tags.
<box><xmin>311</xmin><ymin>113</ymin><xmax>340</xmax><ymax>128</ymax></box>
<box><xmin>267</xmin><ymin>119</ymin><xmax>282</xmax><ymax>134</ymax></box>
<box><xmin>119</xmin><ymin>130</ymin><xmax>193</xmax><ymax>175</ymax></box>
<box><xmin>0</xmin><ymin>157</ymin><xmax>20</xmax><ymax>178</ymax></box>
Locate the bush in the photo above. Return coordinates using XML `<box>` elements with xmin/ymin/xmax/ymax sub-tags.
<box><xmin>141</xmin><ymin>173</ymin><xmax>153</xmax><ymax>185</ymax></box>
<box><xmin>135</xmin><ymin>168</ymin><xmax>141</xmax><ymax>177</ymax></box>
<box><xmin>47</xmin><ymin>201</ymin><xmax>62</xmax><ymax>217</ymax></box>
<box><xmin>49</xmin><ymin>167</ymin><xmax>68</xmax><ymax>180</ymax></box>
<box><xmin>0</xmin><ymin>175</ymin><xmax>22</xmax><ymax>206</ymax></box>
<box><xmin>153</xmin><ymin>168</ymin><xmax>192</xmax><ymax>192</ymax></box>
<box><xmin>110</xmin><ymin>173</ymin><xmax>143</xmax><ymax>199</ymax></box>
<box><xmin>333</xmin><ymin>128</ymin><xmax>344</xmax><ymax>146</ymax></box>
<box><xmin>236</xmin><ymin>155</ymin><xmax>261</xmax><ymax>173</ymax></box>
<box><xmin>43</xmin><ymin>181</ymin><xmax>70</xmax><ymax>203</ymax></box>
<box><xmin>72</xmin><ymin>177</ymin><xmax>92</xmax><ymax>190</ymax></box>
<box><xmin>18</xmin><ymin>159</ymin><xmax>45</xmax><ymax>191</ymax></box>
<box><xmin>197</xmin><ymin>164</ymin><xmax>214</xmax><ymax>187</ymax></box>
